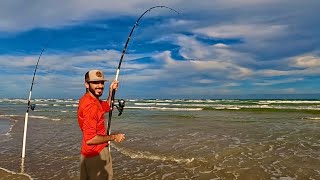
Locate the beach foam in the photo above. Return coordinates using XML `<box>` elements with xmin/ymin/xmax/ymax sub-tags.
<box><xmin>302</xmin><ymin>117</ymin><xmax>320</xmax><ymax>120</ymax></box>
<box><xmin>0</xmin><ymin>118</ymin><xmax>16</xmax><ymax>142</ymax></box>
<box><xmin>112</xmin><ymin>144</ymin><xmax>194</xmax><ymax>164</ymax></box>
<box><xmin>0</xmin><ymin>167</ymin><xmax>33</xmax><ymax>180</ymax></box>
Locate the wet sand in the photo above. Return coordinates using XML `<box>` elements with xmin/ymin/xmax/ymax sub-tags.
<box><xmin>0</xmin><ymin>117</ymin><xmax>32</xmax><ymax>179</ymax></box>
<box><xmin>0</xmin><ymin>117</ymin><xmax>12</xmax><ymax>134</ymax></box>
<box><xmin>1</xmin><ymin>99</ymin><xmax>320</xmax><ymax>179</ymax></box>
<box><xmin>0</xmin><ymin>168</ymin><xmax>31</xmax><ymax>180</ymax></box>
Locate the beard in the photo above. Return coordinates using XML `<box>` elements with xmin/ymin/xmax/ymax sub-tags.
<box><xmin>88</xmin><ymin>85</ymin><xmax>104</xmax><ymax>98</ymax></box>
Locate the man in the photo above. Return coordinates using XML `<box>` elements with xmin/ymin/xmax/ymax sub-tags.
<box><xmin>78</xmin><ymin>69</ymin><xmax>125</xmax><ymax>180</ymax></box>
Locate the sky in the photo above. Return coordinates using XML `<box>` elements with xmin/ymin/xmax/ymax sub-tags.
<box><xmin>0</xmin><ymin>0</ymin><xmax>320</xmax><ymax>99</ymax></box>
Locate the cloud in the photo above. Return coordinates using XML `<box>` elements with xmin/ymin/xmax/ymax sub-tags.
<box><xmin>1</xmin><ymin>0</ymin><xmax>320</xmax><ymax>98</ymax></box>
<box><xmin>290</xmin><ymin>55</ymin><xmax>320</xmax><ymax>68</ymax></box>
<box><xmin>176</xmin><ymin>35</ymin><xmax>210</xmax><ymax>59</ymax></box>
<box><xmin>256</xmin><ymin>69</ymin><xmax>292</xmax><ymax>77</ymax></box>
<box><xmin>253</xmin><ymin>78</ymin><xmax>304</xmax><ymax>86</ymax></box>
<box><xmin>151</xmin><ymin>49</ymin><xmax>253</xmax><ymax>85</ymax></box>
<box><xmin>0</xmin><ymin>0</ymin><xmax>179</xmax><ymax>33</ymax></box>
<box><xmin>193</xmin><ymin>24</ymin><xmax>287</xmax><ymax>40</ymax></box>
<box><xmin>1</xmin><ymin>50</ymin><xmax>117</xmax><ymax>72</ymax></box>
<box><xmin>214</xmin><ymin>43</ymin><xmax>229</xmax><ymax>48</ymax></box>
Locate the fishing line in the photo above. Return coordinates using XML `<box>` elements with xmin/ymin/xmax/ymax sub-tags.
<box><xmin>118</xmin><ymin>17</ymin><xmax>141</xmax><ymax>99</ymax></box>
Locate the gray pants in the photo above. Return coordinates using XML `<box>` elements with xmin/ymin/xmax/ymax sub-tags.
<box><xmin>80</xmin><ymin>147</ymin><xmax>113</xmax><ymax>180</ymax></box>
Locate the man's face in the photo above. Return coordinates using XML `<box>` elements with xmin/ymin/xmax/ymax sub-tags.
<box><xmin>86</xmin><ymin>81</ymin><xmax>105</xmax><ymax>98</ymax></box>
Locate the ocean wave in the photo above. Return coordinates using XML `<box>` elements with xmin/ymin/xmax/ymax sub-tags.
<box><xmin>35</xmin><ymin>110</ymin><xmax>62</xmax><ymax>112</ymax></box>
<box><xmin>259</xmin><ymin>100</ymin><xmax>320</xmax><ymax>104</ymax></box>
<box><xmin>4</xmin><ymin>120</ymin><xmax>16</xmax><ymax>136</ymax></box>
<box><xmin>2</xmin><ymin>98</ymin><xmax>320</xmax><ymax>113</ymax></box>
<box><xmin>302</xmin><ymin>117</ymin><xmax>320</xmax><ymax>120</ymax></box>
<box><xmin>0</xmin><ymin>114</ymin><xmax>20</xmax><ymax>118</ymax></box>
<box><xmin>126</xmin><ymin>103</ymin><xmax>320</xmax><ymax>112</ymax></box>
<box><xmin>65</xmin><ymin>104</ymin><xmax>78</xmax><ymax>107</ymax></box>
<box><xmin>211</xmin><ymin>105</ymin><xmax>320</xmax><ymax>111</ymax></box>
<box><xmin>112</xmin><ymin>145</ymin><xmax>194</xmax><ymax>164</ymax></box>
<box><xmin>36</xmin><ymin>104</ymin><xmax>49</xmax><ymax>106</ymax></box>
<box><xmin>126</xmin><ymin>106</ymin><xmax>203</xmax><ymax>111</ymax></box>
<box><xmin>29</xmin><ymin>115</ymin><xmax>51</xmax><ymax>120</ymax></box>
<box><xmin>134</xmin><ymin>102</ymin><xmax>211</xmax><ymax>107</ymax></box>
<box><xmin>0</xmin><ymin>119</ymin><xmax>16</xmax><ymax>142</ymax></box>
<box><xmin>29</xmin><ymin>115</ymin><xmax>61</xmax><ymax>121</ymax></box>
<box><xmin>0</xmin><ymin>98</ymin><xmax>79</xmax><ymax>104</ymax></box>
<box><xmin>134</xmin><ymin>103</ymin><xmax>155</xmax><ymax>106</ymax></box>
<box><xmin>0</xmin><ymin>98</ymin><xmax>27</xmax><ymax>103</ymax></box>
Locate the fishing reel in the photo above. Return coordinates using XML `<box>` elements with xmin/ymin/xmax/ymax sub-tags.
<box><xmin>115</xmin><ymin>99</ymin><xmax>125</xmax><ymax>116</ymax></box>
<box><xmin>29</xmin><ymin>104</ymin><xmax>36</xmax><ymax>111</ymax></box>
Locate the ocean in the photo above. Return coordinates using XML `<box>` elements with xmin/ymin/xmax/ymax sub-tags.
<box><xmin>0</xmin><ymin>98</ymin><xmax>320</xmax><ymax>179</ymax></box>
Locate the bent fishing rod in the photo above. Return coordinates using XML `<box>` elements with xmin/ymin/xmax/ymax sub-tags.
<box><xmin>107</xmin><ymin>6</ymin><xmax>179</xmax><ymax>142</ymax></box>
<box><xmin>22</xmin><ymin>41</ymin><xmax>50</xmax><ymax>159</ymax></box>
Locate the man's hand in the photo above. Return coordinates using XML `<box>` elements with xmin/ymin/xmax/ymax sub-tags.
<box><xmin>112</xmin><ymin>133</ymin><xmax>125</xmax><ymax>143</ymax></box>
<box><xmin>109</xmin><ymin>80</ymin><xmax>119</xmax><ymax>91</ymax></box>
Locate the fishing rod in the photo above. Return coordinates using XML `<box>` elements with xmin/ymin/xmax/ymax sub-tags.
<box><xmin>22</xmin><ymin>41</ymin><xmax>50</xmax><ymax>159</ymax></box>
<box><xmin>107</xmin><ymin>6</ymin><xmax>179</xmax><ymax>145</ymax></box>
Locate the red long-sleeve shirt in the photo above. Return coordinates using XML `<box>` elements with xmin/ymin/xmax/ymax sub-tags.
<box><xmin>77</xmin><ymin>93</ymin><xmax>110</xmax><ymax>157</ymax></box>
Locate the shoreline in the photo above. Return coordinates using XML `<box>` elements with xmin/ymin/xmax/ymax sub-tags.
<box><xmin>0</xmin><ymin>99</ymin><xmax>320</xmax><ymax>179</ymax></box>
<box><xmin>0</xmin><ymin>115</ymin><xmax>33</xmax><ymax>180</ymax></box>
<box><xmin>0</xmin><ymin>116</ymin><xmax>16</xmax><ymax>140</ymax></box>
<box><xmin>0</xmin><ymin>167</ymin><xmax>32</xmax><ymax>180</ymax></box>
